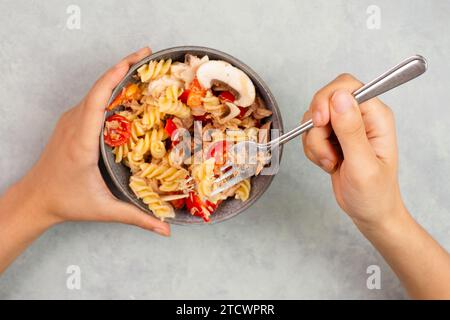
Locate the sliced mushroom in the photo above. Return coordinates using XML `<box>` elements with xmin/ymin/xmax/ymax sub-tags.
<box><xmin>196</xmin><ymin>60</ymin><xmax>256</xmax><ymax>107</ymax></box>
<box><xmin>218</xmin><ymin>102</ymin><xmax>241</xmax><ymax>123</ymax></box>
<box><xmin>210</xmin><ymin>80</ymin><xmax>239</xmax><ymax>97</ymax></box>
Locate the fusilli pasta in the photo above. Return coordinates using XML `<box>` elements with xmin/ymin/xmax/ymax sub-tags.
<box><xmin>191</xmin><ymin>158</ymin><xmax>216</xmax><ymax>201</ymax></box>
<box><xmin>158</xmin><ymin>85</ymin><xmax>191</xmax><ymax>119</ymax></box>
<box><xmin>137</xmin><ymin>59</ymin><xmax>172</xmax><ymax>83</ymax></box>
<box><xmin>234</xmin><ymin>179</ymin><xmax>251</xmax><ymax>201</ymax></box>
<box><xmin>139</xmin><ymin>163</ymin><xmax>188</xmax><ymax>182</ymax></box>
<box><xmin>129</xmin><ymin>176</ymin><xmax>174</xmax><ymax>220</ymax></box>
<box><xmin>103</xmin><ymin>55</ymin><xmax>273</xmax><ymax>222</ymax></box>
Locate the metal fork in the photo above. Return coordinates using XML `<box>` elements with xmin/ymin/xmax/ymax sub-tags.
<box><xmin>210</xmin><ymin>55</ymin><xmax>428</xmax><ymax>197</ymax></box>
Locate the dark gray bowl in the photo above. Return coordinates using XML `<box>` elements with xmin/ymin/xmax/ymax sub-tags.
<box><xmin>100</xmin><ymin>46</ymin><xmax>284</xmax><ymax>225</ymax></box>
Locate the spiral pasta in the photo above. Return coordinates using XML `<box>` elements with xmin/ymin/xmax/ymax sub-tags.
<box><xmin>130</xmin><ymin>119</ymin><xmax>147</xmax><ymax>141</ymax></box>
<box><xmin>158</xmin><ymin>85</ymin><xmax>191</xmax><ymax>119</ymax></box>
<box><xmin>129</xmin><ymin>176</ymin><xmax>174</xmax><ymax>220</ymax></box>
<box><xmin>141</xmin><ymin>103</ymin><xmax>163</xmax><ymax>129</ymax></box>
<box><xmin>149</xmin><ymin>127</ymin><xmax>167</xmax><ymax>159</ymax></box>
<box><xmin>150</xmin><ymin>141</ymin><xmax>166</xmax><ymax>159</ymax></box>
<box><xmin>113</xmin><ymin>139</ymin><xmax>136</xmax><ymax>163</ymax></box>
<box><xmin>125</xmin><ymin>153</ymin><xmax>144</xmax><ymax>173</ymax></box>
<box><xmin>191</xmin><ymin>158</ymin><xmax>216</xmax><ymax>201</ymax></box>
<box><xmin>129</xmin><ymin>127</ymin><xmax>167</xmax><ymax>162</ymax></box>
<box><xmin>235</xmin><ymin>179</ymin><xmax>251</xmax><ymax>201</ymax></box>
<box><xmin>104</xmin><ymin>55</ymin><xmax>273</xmax><ymax>222</ymax></box>
<box><xmin>129</xmin><ymin>135</ymin><xmax>150</xmax><ymax>162</ymax></box>
<box><xmin>139</xmin><ymin>163</ymin><xmax>188</xmax><ymax>182</ymax></box>
<box><xmin>202</xmin><ymin>91</ymin><xmax>224</xmax><ymax>117</ymax></box>
<box><xmin>159</xmin><ymin>180</ymin><xmax>182</xmax><ymax>192</ymax></box>
<box><xmin>137</xmin><ymin>59</ymin><xmax>172</xmax><ymax>83</ymax></box>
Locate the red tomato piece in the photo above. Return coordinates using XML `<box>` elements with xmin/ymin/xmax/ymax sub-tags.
<box><xmin>218</xmin><ymin>91</ymin><xmax>235</xmax><ymax>103</ymax></box>
<box><xmin>164</xmin><ymin>118</ymin><xmax>178</xmax><ymax>138</ymax></box>
<box><xmin>104</xmin><ymin>114</ymin><xmax>131</xmax><ymax>147</ymax></box>
<box><xmin>164</xmin><ymin>118</ymin><xmax>181</xmax><ymax>147</ymax></box>
<box><xmin>207</xmin><ymin>140</ymin><xmax>230</xmax><ymax>166</ymax></box>
<box><xmin>170</xmin><ymin>198</ymin><xmax>186</xmax><ymax>209</ymax></box>
<box><xmin>237</xmin><ymin>106</ymin><xmax>247</xmax><ymax>119</ymax></box>
<box><xmin>179</xmin><ymin>89</ymin><xmax>190</xmax><ymax>104</ymax></box>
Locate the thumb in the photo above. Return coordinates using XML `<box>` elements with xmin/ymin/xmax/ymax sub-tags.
<box><xmin>79</xmin><ymin>47</ymin><xmax>152</xmax><ymax>145</ymax></box>
<box><xmin>105</xmin><ymin>199</ymin><xmax>171</xmax><ymax>237</ymax></box>
<box><xmin>330</xmin><ymin>90</ymin><xmax>376</xmax><ymax>167</ymax></box>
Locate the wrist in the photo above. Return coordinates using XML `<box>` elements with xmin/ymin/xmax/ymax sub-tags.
<box><xmin>0</xmin><ymin>175</ymin><xmax>59</xmax><ymax>273</ymax></box>
<box><xmin>353</xmin><ymin>198</ymin><xmax>411</xmax><ymax>237</ymax></box>
<box><xmin>6</xmin><ymin>175</ymin><xmax>61</xmax><ymax>231</ymax></box>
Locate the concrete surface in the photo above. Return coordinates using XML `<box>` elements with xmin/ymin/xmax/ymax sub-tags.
<box><xmin>0</xmin><ymin>0</ymin><xmax>449</xmax><ymax>299</ymax></box>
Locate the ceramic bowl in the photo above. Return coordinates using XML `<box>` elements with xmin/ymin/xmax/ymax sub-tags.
<box><xmin>100</xmin><ymin>46</ymin><xmax>284</xmax><ymax>225</ymax></box>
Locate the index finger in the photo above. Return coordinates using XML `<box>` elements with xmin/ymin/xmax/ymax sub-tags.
<box><xmin>310</xmin><ymin>73</ymin><xmax>363</xmax><ymax>128</ymax></box>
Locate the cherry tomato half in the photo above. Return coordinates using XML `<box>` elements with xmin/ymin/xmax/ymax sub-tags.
<box><xmin>104</xmin><ymin>114</ymin><xmax>131</xmax><ymax>147</ymax></box>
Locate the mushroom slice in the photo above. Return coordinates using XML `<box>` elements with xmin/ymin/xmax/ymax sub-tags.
<box><xmin>218</xmin><ymin>102</ymin><xmax>241</xmax><ymax>124</ymax></box>
<box><xmin>196</xmin><ymin>60</ymin><xmax>256</xmax><ymax>107</ymax></box>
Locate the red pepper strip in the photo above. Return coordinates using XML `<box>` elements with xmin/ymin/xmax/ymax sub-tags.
<box><xmin>186</xmin><ymin>192</ymin><xmax>218</xmax><ymax>222</ymax></box>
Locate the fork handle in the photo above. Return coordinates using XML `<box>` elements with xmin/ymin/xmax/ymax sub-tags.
<box><xmin>267</xmin><ymin>55</ymin><xmax>428</xmax><ymax>148</ymax></box>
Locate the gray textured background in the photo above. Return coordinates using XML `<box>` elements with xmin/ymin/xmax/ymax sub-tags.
<box><xmin>0</xmin><ymin>0</ymin><xmax>449</xmax><ymax>299</ymax></box>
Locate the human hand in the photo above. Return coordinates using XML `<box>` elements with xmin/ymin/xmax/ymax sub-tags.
<box><xmin>19</xmin><ymin>47</ymin><xmax>170</xmax><ymax>236</ymax></box>
<box><xmin>302</xmin><ymin>74</ymin><xmax>405</xmax><ymax>229</ymax></box>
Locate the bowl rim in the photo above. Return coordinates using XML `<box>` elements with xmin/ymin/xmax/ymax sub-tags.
<box><xmin>100</xmin><ymin>46</ymin><xmax>284</xmax><ymax>225</ymax></box>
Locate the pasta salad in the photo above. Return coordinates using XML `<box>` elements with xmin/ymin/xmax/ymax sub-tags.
<box><xmin>103</xmin><ymin>54</ymin><xmax>273</xmax><ymax>222</ymax></box>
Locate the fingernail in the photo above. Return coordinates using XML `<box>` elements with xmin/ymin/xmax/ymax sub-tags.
<box><xmin>313</xmin><ymin>111</ymin><xmax>322</xmax><ymax>126</ymax></box>
<box><xmin>154</xmin><ymin>227</ymin><xmax>169</xmax><ymax>237</ymax></box>
<box><xmin>332</xmin><ymin>90</ymin><xmax>354</xmax><ymax>114</ymax></box>
<box><xmin>319</xmin><ymin>159</ymin><xmax>334</xmax><ymax>172</ymax></box>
